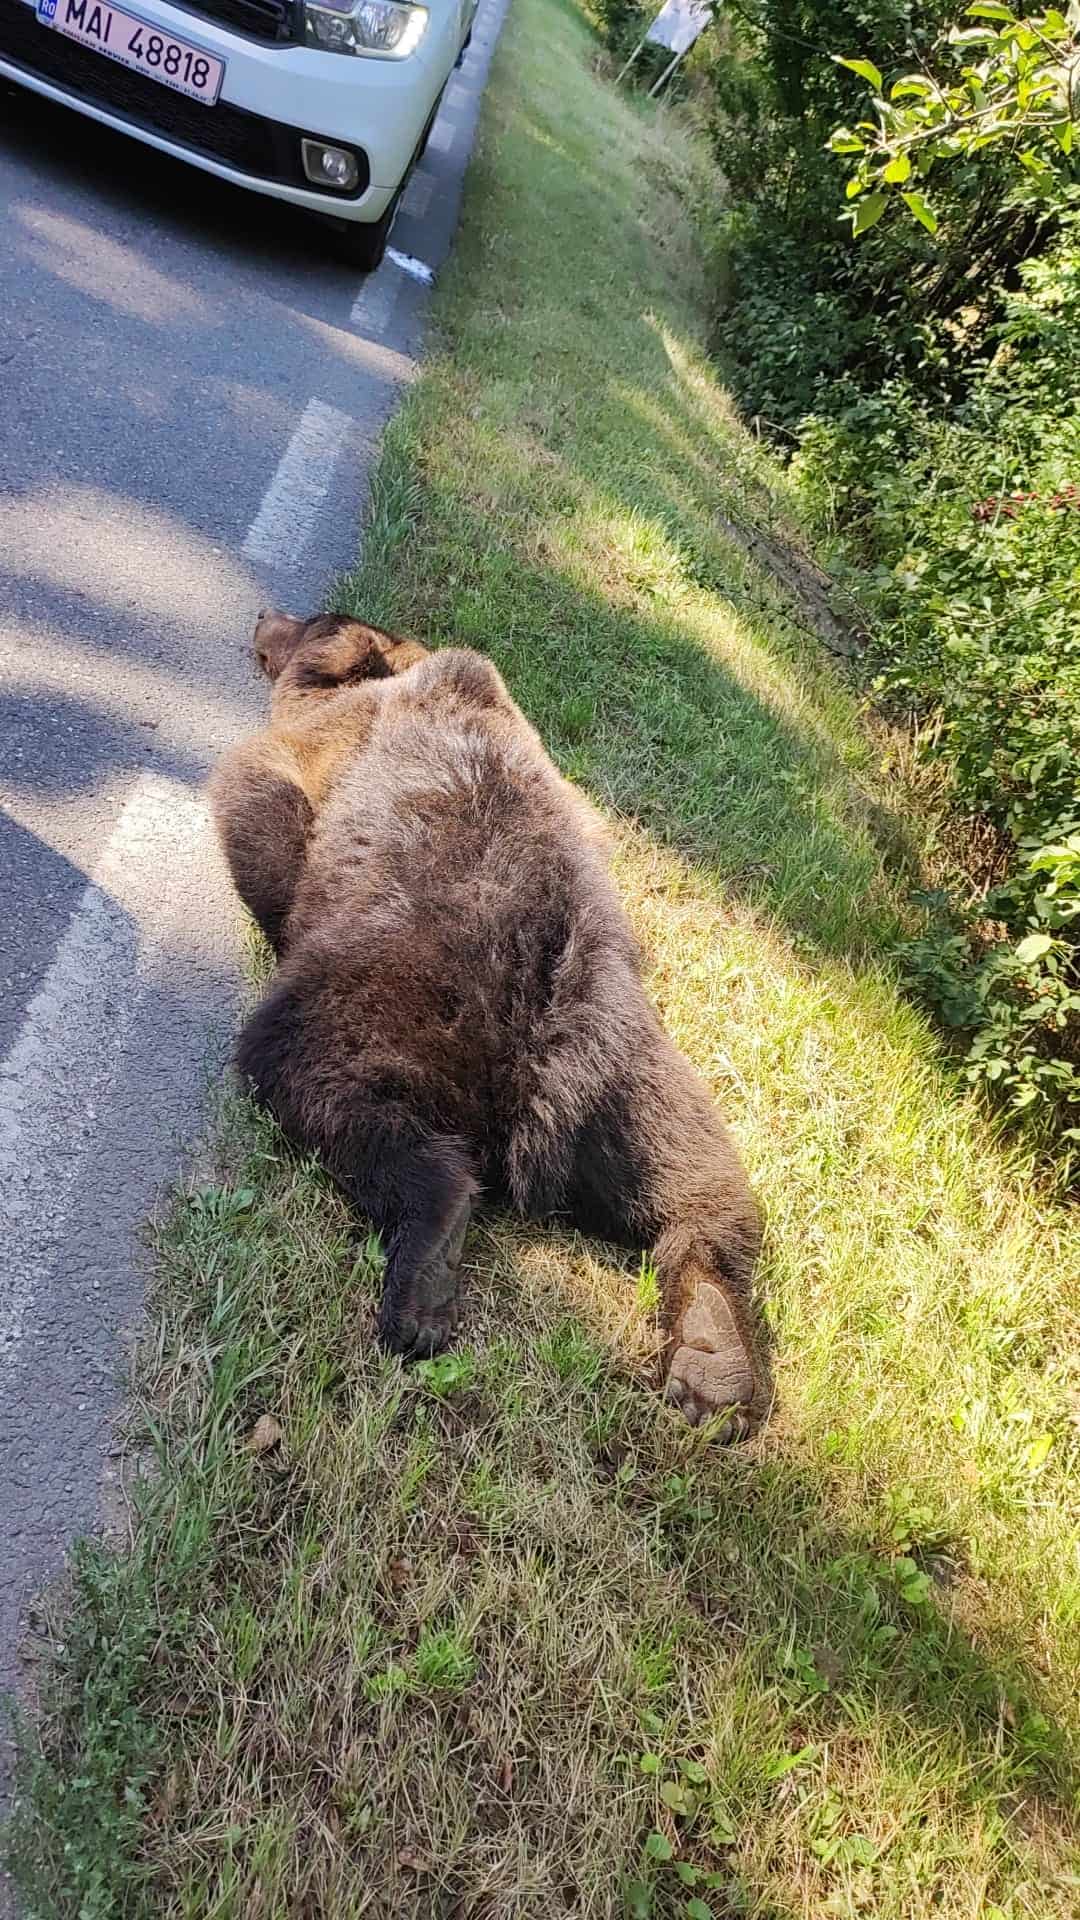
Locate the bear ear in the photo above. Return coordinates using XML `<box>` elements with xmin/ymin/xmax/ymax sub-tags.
<box><xmin>287</xmin><ymin>620</ymin><xmax>391</xmax><ymax>691</ymax></box>
<box><xmin>372</xmin><ymin>632</ymin><xmax>430</xmax><ymax>676</ymax></box>
<box><xmin>288</xmin><ymin>620</ymin><xmax>429</xmax><ymax>691</ymax></box>
<box><xmin>253</xmin><ymin>609</ymin><xmax>307</xmax><ymax>681</ymax></box>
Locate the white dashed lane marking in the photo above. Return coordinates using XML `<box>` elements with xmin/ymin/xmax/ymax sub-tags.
<box><xmin>0</xmin><ymin>776</ymin><xmax>208</xmax><ymax>1384</ymax></box>
<box><xmin>350</xmin><ymin>269</ymin><xmax>400</xmax><ymax>335</ymax></box>
<box><xmin>241</xmin><ymin>398</ymin><xmax>353</xmax><ymax>569</ymax></box>
<box><xmin>403</xmin><ymin>172</ymin><xmax>435</xmax><ymax>220</ymax></box>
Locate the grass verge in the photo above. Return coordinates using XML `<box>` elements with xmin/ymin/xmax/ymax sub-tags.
<box><xmin>7</xmin><ymin>0</ymin><xmax>1080</xmax><ymax>1914</ymax></box>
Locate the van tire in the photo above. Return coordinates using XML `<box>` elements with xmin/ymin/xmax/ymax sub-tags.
<box><xmin>326</xmin><ymin>189</ymin><xmax>400</xmax><ymax>273</ymax></box>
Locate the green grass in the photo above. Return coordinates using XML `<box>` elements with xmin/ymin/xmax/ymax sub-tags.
<box><xmin>7</xmin><ymin>0</ymin><xmax>1080</xmax><ymax>1914</ymax></box>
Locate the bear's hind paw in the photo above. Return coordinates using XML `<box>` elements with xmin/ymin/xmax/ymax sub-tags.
<box><xmin>664</xmin><ymin>1275</ymin><xmax>755</xmax><ymax>1441</ymax></box>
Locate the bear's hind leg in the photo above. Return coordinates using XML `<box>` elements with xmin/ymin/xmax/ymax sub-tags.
<box><xmin>376</xmin><ymin>1138</ymin><xmax>478</xmax><ymax>1359</ymax></box>
<box><xmin>563</xmin><ymin>1063</ymin><xmax>762</xmax><ymax>1439</ymax></box>
<box><xmin>236</xmin><ymin>982</ymin><xmax>478</xmax><ymax>1359</ymax></box>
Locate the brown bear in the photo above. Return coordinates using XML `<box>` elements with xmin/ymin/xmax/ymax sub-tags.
<box><xmin>209</xmin><ymin>610</ymin><xmax>764</xmax><ymax>1433</ymax></box>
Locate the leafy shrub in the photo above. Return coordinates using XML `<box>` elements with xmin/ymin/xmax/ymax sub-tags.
<box><xmin>599</xmin><ymin>1</ymin><xmax>1080</xmax><ymax>1167</ymax></box>
<box><xmin>791</xmin><ymin>226</ymin><xmax>1080</xmax><ymax>1152</ymax></box>
<box><xmin>588</xmin><ymin>0</ymin><xmax>650</xmax><ymax>51</ymax></box>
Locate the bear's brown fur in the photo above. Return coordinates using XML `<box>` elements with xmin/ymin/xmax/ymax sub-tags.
<box><xmin>209</xmin><ymin>611</ymin><xmax>764</xmax><ymax>1432</ymax></box>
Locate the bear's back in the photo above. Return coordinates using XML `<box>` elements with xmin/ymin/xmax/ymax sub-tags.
<box><xmin>282</xmin><ymin>650</ymin><xmax>639</xmax><ymax>1112</ymax></box>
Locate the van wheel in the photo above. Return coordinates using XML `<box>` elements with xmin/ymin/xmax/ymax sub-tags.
<box><xmin>325</xmin><ymin>189</ymin><xmax>399</xmax><ymax>273</ymax></box>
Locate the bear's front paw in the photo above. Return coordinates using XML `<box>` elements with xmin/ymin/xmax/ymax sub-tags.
<box><xmin>664</xmin><ymin>1276</ymin><xmax>754</xmax><ymax>1441</ymax></box>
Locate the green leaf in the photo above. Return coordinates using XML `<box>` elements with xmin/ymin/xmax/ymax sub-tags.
<box><xmin>895</xmin><ymin>1574</ymin><xmax>930</xmax><ymax>1605</ymax></box>
<box><xmin>639</xmin><ymin>1753</ymin><xmax>662</xmax><ymax>1775</ymax></box>
<box><xmin>833</xmin><ymin>55</ymin><xmax>884</xmax><ymax>92</ymax></box>
<box><xmin>644</xmin><ymin>1832</ymin><xmax>673</xmax><ymax>1863</ymax></box>
<box><xmin>828</xmin><ymin>128</ymin><xmax>865</xmax><ymax>154</ymax></box>
<box><xmin>1053</xmin><ymin>120</ymin><xmax>1075</xmax><ymax>155</ymax></box>
<box><xmin>680</xmin><ymin>1759</ymin><xmax>709</xmax><ymax>1785</ymax></box>
<box><xmin>896</xmin><ymin>1557</ymin><xmax>932</xmax><ymax>1605</ymax></box>
<box><xmin>660</xmin><ymin>1780</ymin><xmax>697</xmax><ymax>1817</ymax></box>
<box><xmin>965</xmin><ymin>2</ymin><xmax>1015</xmax><ymax>17</ymax></box>
<box><xmin>852</xmin><ymin>192</ymin><xmax>887</xmax><ymax>235</ymax></box>
<box><xmin>1016</xmin><ymin>933</ymin><xmax>1053</xmax><ymax>964</ymax></box>
<box><xmin>1026</xmin><ymin>1432</ymin><xmax>1054</xmax><ymax>1472</ymax></box>
<box><xmin>708</xmin><ymin>1809</ymin><xmax>737</xmax><ymax>1847</ymax></box>
<box><xmin>685</xmin><ymin>1902</ymin><xmax>714</xmax><ymax>1920</ymax></box>
<box><xmin>883</xmin><ymin>153</ymin><xmax>912</xmax><ymax>183</ymax></box>
<box><xmin>891</xmin><ymin>74</ymin><xmax>933</xmax><ymax>98</ymax></box>
<box><xmin>839</xmin><ymin>1835</ymin><xmax>878</xmax><ymax>1867</ymax></box>
<box><xmin>624</xmin><ymin>1878</ymin><xmax>653</xmax><ymax>1920</ymax></box>
<box><xmin>675</xmin><ymin>1862</ymin><xmax>700</xmax><ymax>1885</ymax></box>
<box><xmin>901</xmin><ymin>191</ymin><xmax>939</xmax><ymax>233</ymax></box>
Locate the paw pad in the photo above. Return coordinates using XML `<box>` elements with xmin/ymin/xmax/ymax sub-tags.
<box><xmin>665</xmin><ymin>1278</ymin><xmax>754</xmax><ymax>1438</ymax></box>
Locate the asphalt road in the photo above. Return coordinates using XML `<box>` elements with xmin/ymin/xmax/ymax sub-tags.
<box><xmin>0</xmin><ymin>0</ymin><xmax>503</xmax><ymax>1860</ymax></box>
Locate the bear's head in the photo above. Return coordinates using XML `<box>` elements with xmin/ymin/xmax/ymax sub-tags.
<box><xmin>253</xmin><ymin>609</ymin><xmax>428</xmax><ymax>692</ymax></box>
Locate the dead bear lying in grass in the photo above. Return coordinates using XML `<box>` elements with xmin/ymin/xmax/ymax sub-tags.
<box><xmin>209</xmin><ymin>611</ymin><xmax>764</xmax><ymax>1434</ymax></box>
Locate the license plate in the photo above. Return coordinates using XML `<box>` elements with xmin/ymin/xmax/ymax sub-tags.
<box><xmin>35</xmin><ymin>0</ymin><xmax>225</xmax><ymax>105</ymax></box>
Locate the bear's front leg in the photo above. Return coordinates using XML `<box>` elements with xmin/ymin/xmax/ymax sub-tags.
<box><xmin>208</xmin><ymin>745</ymin><xmax>313</xmax><ymax>958</ymax></box>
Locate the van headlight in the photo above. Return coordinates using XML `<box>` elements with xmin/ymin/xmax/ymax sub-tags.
<box><xmin>304</xmin><ymin>0</ymin><xmax>428</xmax><ymax>57</ymax></box>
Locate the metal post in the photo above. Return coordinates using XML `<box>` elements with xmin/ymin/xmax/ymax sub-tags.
<box><xmin>648</xmin><ymin>46</ymin><xmax>687</xmax><ymax>96</ymax></box>
<box><xmin>615</xmin><ymin>36</ymin><xmax>648</xmax><ymax>84</ymax></box>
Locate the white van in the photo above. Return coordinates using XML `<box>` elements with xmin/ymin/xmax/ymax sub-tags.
<box><xmin>0</xmin><ymin>0</ymin><xmax>478</xmax><ymax>267</ymax></box>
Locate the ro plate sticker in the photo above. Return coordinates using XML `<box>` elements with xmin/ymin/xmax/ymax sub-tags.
<box><xmin>37</xmin><ymin>0</ymin><xmax>59</xmax><ymax>18</ymax></box>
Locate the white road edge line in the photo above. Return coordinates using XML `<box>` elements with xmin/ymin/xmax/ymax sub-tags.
<box><xmin>242</xmin><ymin>398</ymin><xmax>353</xmax><ymax>568</ymax></box>
<box><xmin>0</xmin><ymin>775</ymin><xmax>208</xmax><ymax>1382</ymax></box>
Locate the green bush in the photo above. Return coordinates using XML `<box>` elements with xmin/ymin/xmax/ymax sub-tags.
<box><xmin>598</xmin><ymin>0</ymin><xmax>1080</xmax><ymax>1169</ymax></box>
<box><xmin>790</xmin><ymin>223</ymin><xmax>1080</xmax><ymax>1150</ymax></box>
<box><xmin>588</xmin><ymin>0</ymin><xmax>649</xmax><ymax>50</ymax></box>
